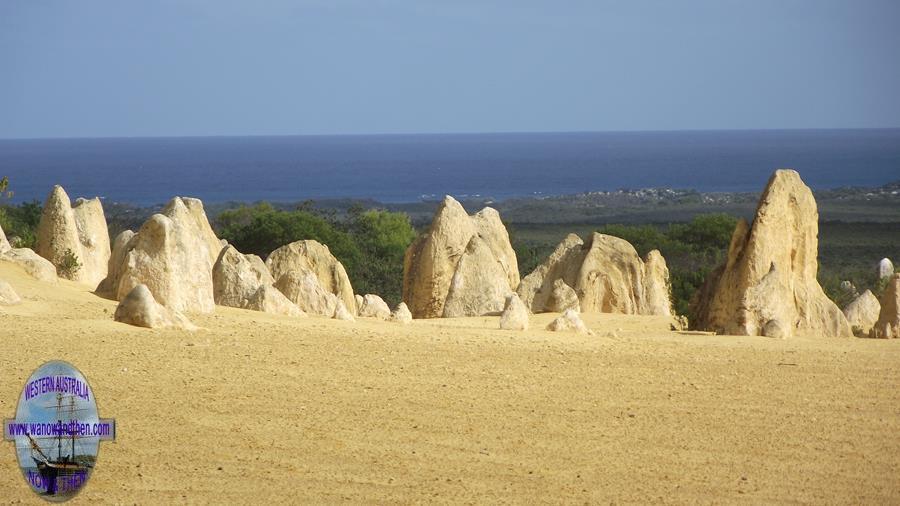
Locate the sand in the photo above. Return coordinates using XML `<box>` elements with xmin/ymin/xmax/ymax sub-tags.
<box><xmin>1</xmin><ymin>260</ymin><xmax>899</xmax><ymax>504</ymax></box>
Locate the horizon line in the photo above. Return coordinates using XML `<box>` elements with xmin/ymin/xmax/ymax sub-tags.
<box><xmin>2</xmin><ymin>126</ymin><xmax>900</xmax><ymax>142</ymax></box>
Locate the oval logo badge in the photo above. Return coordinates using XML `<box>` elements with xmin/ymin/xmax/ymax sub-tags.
<box><xmin>4</xmin><ymin>360</ymin><xmax>116</xmax><ymax>502</ymax></box>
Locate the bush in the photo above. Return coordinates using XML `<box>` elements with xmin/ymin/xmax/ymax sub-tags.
<box><xmin>216</xmin><ymin>203</ymin><xmax>361</xmax><ymax>269</ymax></box>
<box><xmin>0</xmin><ymin>201</ymin><xmax>42</xmax><ymax>249</ymax></box>
<box><xmin>346</xmin><ymin>207</ymin><xmax>417</xmax><ymax>306</ymax></box>
<box><xmin>58</xmin><ymin>248</ymin><xmax>82</xmax><ymax>278</ymax></box>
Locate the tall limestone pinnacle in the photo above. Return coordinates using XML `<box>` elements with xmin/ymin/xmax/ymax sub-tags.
<box><xmin>35</xmin><ymin>185</ymin><xmax>111</xmax><ymax>287</ymax></box>
<box><xmin>402</xmin><ymin>196</ymin><xmax>520</xmax><ymax>319</ymax></box>
<box><xmin>691</xmin><ymin>169</ymin><xmax>852</xmax><ymax>337</ymax></box>
<box><xmin>109</xmin><ymin>196</ymin><xmax>224</xmax><ymax>314</ymax></box>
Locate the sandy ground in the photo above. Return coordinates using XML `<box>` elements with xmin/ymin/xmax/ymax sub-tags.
<box><xmin>1</xmin><ymin>261</ymin><xmax>899</xmax><ymax>504</ymax></box>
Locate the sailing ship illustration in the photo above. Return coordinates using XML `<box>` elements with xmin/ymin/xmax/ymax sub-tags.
<box><xmin>24</xmin><ymin>392</ymin><xmax>94</xmax><ymax>497</ymax></box>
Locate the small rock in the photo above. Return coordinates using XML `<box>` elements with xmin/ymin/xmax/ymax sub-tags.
<box><xmin>390</xmin><ymin>302</ymin><xmax>413</xmax><ymax>324</ymax></box>
<box><xmin>499</xmin><ymin>293</ymin><xmax>529</xmax><ymax>330</ymax></box>
<box><xmin>546</xmin><ymin>309</ymin><xmax>593</xmax><ymax>335</ymax></box>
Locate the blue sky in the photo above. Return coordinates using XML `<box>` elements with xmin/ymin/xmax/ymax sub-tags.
<box><xmin>1</xmin><ymin>0</ymin><xmax>898</xmax><ymax>138</ymax></box>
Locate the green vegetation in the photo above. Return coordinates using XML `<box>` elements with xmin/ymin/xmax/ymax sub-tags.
<box><xmin>345</xmin><ymin>205</ymin><xmax>417</xmax><ymax>306</ymax></box>
<box><xmin>214</xmin><ymin>202</ymin><xmax>416</xmax><ymax>306</ymax></box>
<box><xmin>816</xmin><ymin>221</ymin><xmax>900</xmax><ymax>306</ymax></box>
<box><xmin>0</xmin><ymin>177</ymin><xmax>42</xmax><ymax>249</ymax></box>
<box><xmin>58</xmin><ymin>248</ymin><xmax>82</xmax><ymax>278</ymax></box>
<box><xmin>3</xmin><ymin>173</ymin><xmax>895</xmax><ymax>319</ymax></box>
<box><xmin>596</xmin><ymin>214</ymin><xmax>738</xmax><ymax>318</ymax></box>
<box><xmin>216</xmin><ymin>202</ymin><xmax>361</xmax><ymax>267</ymax></box>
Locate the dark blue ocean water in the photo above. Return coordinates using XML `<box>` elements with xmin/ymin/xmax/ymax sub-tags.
<box><xmin>1</xmin><ymin>129</ymin><xmax>898</xmax><ymax>205</ymax></box>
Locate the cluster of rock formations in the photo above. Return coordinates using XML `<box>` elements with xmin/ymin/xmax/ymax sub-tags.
<box><xmin>267</xmin><ymin>240</ymin><xmax>356</xmax><ymax>316</ymax></box>
<box><xmin>839</xmin><ymin>256</ymin><xmax>899</xmax><ymax>338</ymax></box>
<box><xmin>3</xmin><ymin>173</ymin><xmax>898</xmax><ymax>340</ymax></box>
<box><xmin>515</xmin><ymin>233</ymin><xmax>673</xmax><ymax>316</ymax></box>
<box><xmin>400</xmin><ymin>195</ymin><xmax>677</xmax><ymax>338</ymax></box>
<box><xmin>213</xmin><ymin>245</ymin><xmax>303</xmax><ymax>317</ymax></box>
<box><xmin>402</xmin><ymin>197</ymin><xmax>520</xmax><ymax>319</ymax></box>
<box><xmin>2</xmin><ymin>186</ymin><xmax>394</xmax><ymax>329</ymax></box>
<box><xmin>100</xmin><ymin>199</ymin><xmax>373</xmax><ymax>327</ymax></box>
<box><xmin>690</xmin><ymin>170</ymin><xmax>852</xmax><ymax>338</ymax></box>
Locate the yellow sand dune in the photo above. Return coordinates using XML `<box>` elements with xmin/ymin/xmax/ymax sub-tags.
<box><xmin>1</xmin><ymin>261</ymin><xmax>898</xmax><ymax>503</ymax></box>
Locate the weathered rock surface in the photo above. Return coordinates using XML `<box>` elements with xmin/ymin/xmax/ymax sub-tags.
<box><xmin>843</xmin><ymin>290</ymin><xmax>881</xmax><ymax>337</ymax></box>
<box><xmin>0</xmin><ymin>278</ymin><xmax>21</xmax><ymax>305</ymax></box>
<box><xmin>442</xmin><ymin>235</ymin><xmax>513</xmax><ymax>317</ymax></box>
<box><xmin>114</xmin><ymin>284</ymin><xmax>195</xmax><ymax>330</ymax></box>
<box><xmin>545</xmin><ymin>309</ymin><xmax>593</xmax><ymax>335</ymax></box>
<box><xmin>96</xmin><ymin>230</ymin><xmax>135</xmax><ymax>296</ymax></box>
<box><xmin>273</xmin><ymin>270</ymin><xmax>338</xmax><ymax>316</ymax></box>
<box><xmin>499</xmin><ymin>293</ymin><xmax>529</xmax><ymax>330</ymax></box>
<box><xmin>213</xmin><ymin>245</ymin><xmax>274</xmax><ymax>308</ymax></box>
<box><xmin>690</xmin><ymin>170</ymin><xmax>852</xmax><ymax>338</ymax></box>
<box><xmin>516</xmin><ymin>234</ymin><xmax>584</xmax><ymax>312</ymax></box>
<box><xmin>165</xmin><ymin>197</ymin><xmax>224</xmax><ymax>265</ymax></box>
<box><xmin>35</xmin><ymin>186</ymin><xmax>81</xmax><ymax>276</ymax></box>
<box><xmin>358</xmin><ymin>294</ymin><xmax>391</xmax><ymax>320</ymax></box>
<box><xmin>871</xmin><ymin>274</ymin><xmax>900</xmax><ymax>339</ymax></box>
<box><xmin>245</xmin><ymin>284</ymin><xmax>305</xmax><ymax>317</ymax></box>
<box><xmin>266</xmin><ymin>240</ymin><xmax>355</xmax><ymax>312</ymax></box>
<box><xmin>470</xmin><ymin>208</ymin><xmax>520</xmax><ymax>289</ymax></box>
<box><xmin>403</xmin><ymin>196</ymin><xmax>519</xmax><ymax>318</ymax></box>
<box><xmin>210</xmin><ymin>245</ymin><xmax>303</xmax><ymax>316</ymax></box>
<box><xmin>116</xmin><ymin>197</ymin><xmax>220</xmax><ymax>314</ymax></box>
<box><xmin>355</xmin><ymin>294</ymin><xmax>365</xmax><ymax>315</ymax></box>
<box><xmin>72</xmin><ymin>197</ymin><xmax>111</xmax><ymax>287</ymax></box>
<box><xmin>642</xmin><ymin>250</ymin><xmax>673</xmax><ymax>316</ymax></box>
<box><xmin>517</xmin><ymin>232</ymin><xmax>673</xmax><ymax>316</ymax></box>
<box><xmin>1</xmin><ymin>248</ymin><xmax>58</xmax><ymax>283</ymax></box>
<box><xmin>762</xmin><ymin>319</ymin><xmax>788</xmax><ymax>339</ymax></box>
<box><xmin>547</xmin><ymin>279</ymin><xmax>580</xmax><ymax>313</ymax></box>
<box><xmin>390</xmin><ymin>302</ymin><xmax>413</xmax><ymax>323</ymax></box>
<box><xmin>878</xmin><ymin>258</ymin><xmax>894</xmax><ymax>280</ymax></box>
<box><xmin>333</xmin><ymin>300</ymin><xmax>355</xmax><ymax>321</ymax></box>
<box><xmin>0</xmin><ymin>224</ymin><xmax>9</xmax><ymax>254</ymax></box>
<box><xmin>35</xmin><ymin>186</ymin><xmax>110</xmax><ymax>286</ymax></box>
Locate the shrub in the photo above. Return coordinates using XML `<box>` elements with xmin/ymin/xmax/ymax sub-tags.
<box><xmin>346</xmin><ymin>207</ymin><xmax>417</xmax><ymax>306</ymax></box>
<box><xmin>0</xmin><ymin>177</ymin><xmax>42</xmax><ymax>249</ymax></box>
<box><xmin>58</xmin><ymin>248</ymin><xmax>82</xmax><ymax>278</ymax></box>
<box><xmin>216</xmin><ymin>203</ymin><xmax>361</xmax><ymax>270</ymax></box>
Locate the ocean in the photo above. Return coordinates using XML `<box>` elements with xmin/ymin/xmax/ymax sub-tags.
<box><xmin>0</xmin><ymin>129</ymin><xmax>898</xmax><ymax>206</ymax></box>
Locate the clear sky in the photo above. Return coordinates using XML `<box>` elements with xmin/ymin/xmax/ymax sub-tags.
<box><xmin>2</xmin><ymin>0</ymin><xmax>898</xmax><ymax>138</ymax></box>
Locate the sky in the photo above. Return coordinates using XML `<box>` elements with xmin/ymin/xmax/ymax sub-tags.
<box><xmin>1</xmin><ymin>0</ymin><xmax>899</xmax><ymax>138</ymax></box>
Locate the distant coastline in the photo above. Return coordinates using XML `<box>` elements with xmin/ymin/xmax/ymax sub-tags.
<box><xmin>91</xmin><ymin>179</ymin><xmax>900</xmax><ymax>236</ymax></box>
<box><xmin>1</xmin><ymin>129</ymin><xmax>899</xmax><ymax>206</ymax></box>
